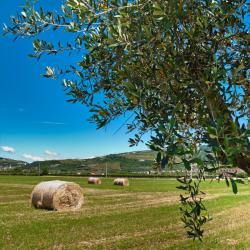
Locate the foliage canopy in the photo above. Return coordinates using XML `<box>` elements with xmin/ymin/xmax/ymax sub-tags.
<box><xmin>4</xmin><ymin>0</ymin><xmax>249</xmax><ymax>239</ymax></box>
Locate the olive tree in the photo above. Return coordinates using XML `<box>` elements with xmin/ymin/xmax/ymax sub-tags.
<box><xmin>4</xmin><ymin>0</ymin><xmax>249</xmax><ymax>239</ymax></box>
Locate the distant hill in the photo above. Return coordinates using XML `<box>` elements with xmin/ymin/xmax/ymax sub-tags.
<box><xmin>28</xmin><ymin>150</ymin><xmax>157</xmax><ymax>175</ymax></box>
<box><xmin>2</xmin><ymin>148</ymin><xmax>213</xmax><ymax>175</ymax></box>
<box><xmin>117</xmin><ymin>150</ymin><xmax>156</xmax><ymax>161</ymax></box>
<box><xmin>0</xmin><ymin>157</ymin><xmax>27</xmax><ymax>169</ymax></box>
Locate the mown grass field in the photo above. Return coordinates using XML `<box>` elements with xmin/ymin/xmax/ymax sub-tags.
<box><xmin>1</xmin><ymin>176</ymin><xmax>250</xmax><ymax>250</ymax></box>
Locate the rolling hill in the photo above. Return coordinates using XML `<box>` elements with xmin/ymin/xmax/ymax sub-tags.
<box><xmin>28</xmin><ymin>150</ymin><xmax>157</xmax><ymax>175</ymax></box>
<box><xmin>0</xmin><ymin>158</ymin><xmax>27</xmax><ymax>168</ymax></box>
<box><xmin>1</xmin><ymin>147</ymin><xmax>212</xmax><ymax>175</ymax></box>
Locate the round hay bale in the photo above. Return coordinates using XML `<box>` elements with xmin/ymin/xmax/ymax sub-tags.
<box><xmin>31</xmin><ymin>180</ymin><xmax>83</xmax><ymax>211</ymax></box>
<box><xmin>88</xmin><ymin>177</ymin><xmax>102</xmax><ymax>185</ymax></box>
<box><xmin>113</xmin><ymin>178</ymin><xmax>129</xmax><ymax>186</ymax></box>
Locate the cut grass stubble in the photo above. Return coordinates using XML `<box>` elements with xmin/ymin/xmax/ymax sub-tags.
<box><xmin>0</xmin><ymin>176</ymin><xmax>250</xmax><ymax>249</ymax></box>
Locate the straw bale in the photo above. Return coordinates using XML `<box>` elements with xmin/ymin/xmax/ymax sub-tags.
<box><xmin>31</xmin><ymin>180</ymin><xmax>83</xmax><ymax>211</ymax></box>
<box><xmin>88</xmin><ymin>177</ymin><xmax>102</xmax><ymax>185</ymax></box>
<box><xmin>113</xmin><ymin>178</ymin><xmax>129</xmax><ymax>186</ymax></box>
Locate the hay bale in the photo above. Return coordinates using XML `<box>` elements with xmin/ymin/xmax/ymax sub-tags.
<box><xmin>113</xmin><ymin>178</ymin><xmax>129</xmax><ymax>186</ymax></box>
<box><xmin>88</xmin><ymin>177</ymin><xmax>102</xmax><ymax>185</ymax></box>
<box><xmin>31</xmin><ymin>180</ymin><xmax>83</xmax><ymax>211</ymax></box>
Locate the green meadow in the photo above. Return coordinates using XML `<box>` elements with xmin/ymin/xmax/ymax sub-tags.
<box><xmin>1</xmin><ymin>176</ymin><xmax>250</xmax><ymax>249</ymax></box>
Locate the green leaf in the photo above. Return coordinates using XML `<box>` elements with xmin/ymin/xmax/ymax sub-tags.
<box><xmin>161</xmin><ymin>155</ymin><xmax>168</xmax><ymax>168</ymax></box>
<box><xmin>21</xmin><ymin>11</ymin><xmax>27</xmax><ymax>18</ymax></box>
<box><xmin>153</xmin><ymin>10</ymin><xmax>165</xmax><ymax>16</ymax></box>
<box><xmin>190</xmin><ymin>158</ymin><xmax>204</xmax><ymax>167</ymax></box>
<box><xmin>230</xmin><ymin>179</ymin><xmax>238</xmax><ymax>194</ymax></box>
<box><xmin>182</xmin><ymin>159</ymin><xmax>191</xmax><ymax>170</ymax></box>
<box><xmin>43</xmin><ymin>66</ymin><xmax>55</xmax><ymax>78</ymax></box>
<box><xmin>156</xmin><ymin>152</ymin><xmax>161</xmax><ymax>164</ymax></box>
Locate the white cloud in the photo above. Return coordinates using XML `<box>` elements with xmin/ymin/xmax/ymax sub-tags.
<box><xmin>44</xmin><ymin>150</ymin><xmax>58</xmax><ymax>157</ymax></box>
<box><xmin>33</xmin><ymin>121</ymin><xmax>67</xmax><ymax>125</ymax></box>
<box><xmin>1</xmin><ymin>146</ymin><xmax>15</xmax><ymax>153</ymax></box>
<box><xmin>85</xmin><ymin>156</ymin><xmax>96</xmax><ymax>159</ymax></box>
<box><xmin>22</xmin><ymin>154</ymin><xmax>44</xmax><ymax>162</ymax></box>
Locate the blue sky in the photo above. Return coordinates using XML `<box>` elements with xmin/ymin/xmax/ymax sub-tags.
<box><xmin>0</xmin><ymin>1</ymin><xmax>147</xmax><ymax>162</ymax></box>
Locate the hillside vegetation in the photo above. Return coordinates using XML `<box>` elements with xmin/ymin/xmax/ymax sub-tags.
<box><xmin>0</xmin><ymin>157</ymin><xmax>26</xmax><ymax>167</ymax></box>
<box><xmin>28</xmin><ymin>151</ymin><xmax>157</xmax><ymax>175</ymax></box>
<box><xmin>0</xmin><ymin>151</ymin><xmax>158</xmax><ymax>175</ymax></box>
<box><xmin>1</xmin><ymin>148</ymin><xmax>212</xmax><ymax>175</ymax></box>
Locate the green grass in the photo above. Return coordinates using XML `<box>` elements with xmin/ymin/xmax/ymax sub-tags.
<box><xmin>1</xmin><ymin>176</ymin><xmax>250</xmax><ymax>249</ymax></box>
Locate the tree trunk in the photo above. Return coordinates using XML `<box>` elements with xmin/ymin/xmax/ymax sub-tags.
<box><xmin>236</xmin><ymin>154</ymin><xmax>250</xmax><ymax>175</ymax></box>
<box><xmin>206</xmin><ymin>89</ymin><xmax>250</xmax><ymax>174</ymax></box>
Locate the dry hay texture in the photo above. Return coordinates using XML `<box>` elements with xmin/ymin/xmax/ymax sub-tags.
<box><xmin>113</xmin><ymin>178</ymin><xmax>129</xmax><ymax>186</ymax></box>
<box><xmin>88</xmin><ymin>177</ymin><xmax>102</xmax><ymax>185</ymax></box>
<box><xmin>31</xmin><ymin>180</ymin><xmax>83</xmax><ymax>211</ymax></box>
